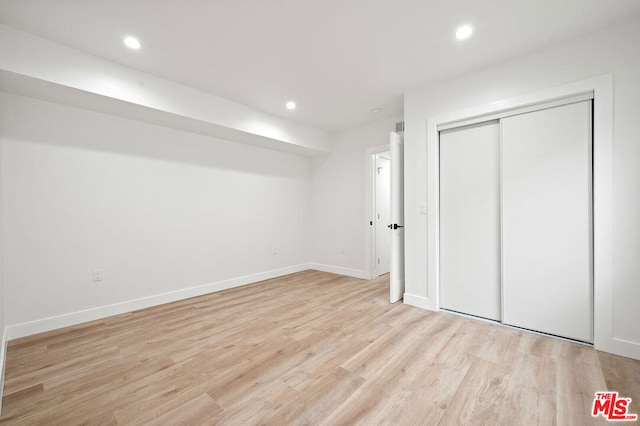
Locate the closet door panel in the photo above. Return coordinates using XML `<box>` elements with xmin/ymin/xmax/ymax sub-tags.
<box><xmin>502</xmin><ymin>101</ymin><xmax>592</xmax><ymax>342</ymax></box>
<box><xmin>440</xmin><ymin>121</ymin><xmax>501</xmax><ymax>321</ymax></box>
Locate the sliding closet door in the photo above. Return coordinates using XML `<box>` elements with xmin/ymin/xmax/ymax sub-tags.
<box><xmin>440</xmin><ymin>121</ymin><xmax>501</xmax><ymax>321</ymax></box>
<box><xmin>502</xmin><ymin>101</ymin><xmax>592</xmax><ymax>342</ymax></box>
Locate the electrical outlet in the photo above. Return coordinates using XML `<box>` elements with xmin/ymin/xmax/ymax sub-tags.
<box><xmin>92</xmin><ymin>269</ymin><xmax>103</xmax><ymax>282</ymax></box>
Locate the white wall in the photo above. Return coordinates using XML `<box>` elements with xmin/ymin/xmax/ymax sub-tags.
<box><xmin>404</xmin><ymin>18</ymin><xmax>640</xmax><ymax>358</ymax></box>
<box><xmin>0</xmin><ymin>133</ymin><xmax>5</xmax><ymax>410</ymax></box>
<box><xmin>310</xmin><ymin>117</ymin><xmax>400</xmax><ymax>278</ymax></box>
<box><xmin>0</xmin><ymin>245</ymin><xmax>3</xmax><ymax>344</ymax></box>
<box><xmin>0</xmin><ymin>92</ymin><xmax>311</xmax><ymax>335</ymax></box>
<box><xmin>0</xmin><ymin>141</ymin><xmax>4</xmax><ymax>334</ymax></box>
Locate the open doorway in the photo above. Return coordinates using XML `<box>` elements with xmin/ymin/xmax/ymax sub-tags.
<box><xmin>374</xmin><ymin>152</ymin><xmax>391</xmax><ymax>276</ymax></box>
<box><xmin>365</xmin><ymin>132</ymin><xmax>404</xmax><ymax>303</ymax></box>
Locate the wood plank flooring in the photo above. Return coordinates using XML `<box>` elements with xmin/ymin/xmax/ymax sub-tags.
<box><xmin>1</xmin><ymin>270</ymin><xmax>639</xmax><ymax>425</ymax></box>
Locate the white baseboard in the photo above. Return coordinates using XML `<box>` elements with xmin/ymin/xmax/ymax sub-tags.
<box><xmin>403</xmin><ymin>292</ymin><xmax>436</xmax><ymax>311</ymax></box>
<box><xmin>6</xmin><ymin>264</ymin><xmax>310</xmax><ymax>340</ymax></box>
<box><xmin>0</xmin><ymin>326</ymin><xmax>7</xmax><ymax>415</ymax></box>
<box><xmin>308</xmin><ymin>263</ymin><xmax>369</xmax><ymax>280</ymax></box>
<box><xmin>596</xmin><ymin>336</ymin><xmax>640</xmax><ymax>361</ymax></box>
<box><xmin>404</xmin><ymin>293</ymin><xmax>640</xmax><ymax>361</ymax></box>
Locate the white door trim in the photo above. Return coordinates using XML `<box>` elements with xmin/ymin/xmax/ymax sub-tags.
<box><xmin>424</xmin><ymin>74</ymin><xmax>631</xmax><ymax>358</ymax></box>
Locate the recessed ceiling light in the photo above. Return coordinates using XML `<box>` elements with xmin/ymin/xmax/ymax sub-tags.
<box><xmin>286</xmin><ymin>101</ymin><xmax>296</xmax><ymax>110</ymax></box>
<box><xmin>371</xmin><ymin>108</ymin><xmax>382</xmax><ymax>113</ymax></box>
<box><xmin>455</xmin><ymin>25</ymin><xmax>473</xmax><ymax>40</ymax></box>
<box><xmin>123</xmin><ymin>36</ymin><xmax>142</xmax><ymax>50</ymax></box>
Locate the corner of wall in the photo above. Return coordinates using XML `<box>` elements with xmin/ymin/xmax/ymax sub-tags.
<box><xmin>308</xmin><ymin>263</ymin><xmax>369</xmax><ymax>280</ymax></box>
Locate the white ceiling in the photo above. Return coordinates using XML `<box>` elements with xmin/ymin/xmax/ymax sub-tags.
<box><xmin>1</xmin><ymin>0</ymin><xmax>639</xmax><ymax>132</ymax></box>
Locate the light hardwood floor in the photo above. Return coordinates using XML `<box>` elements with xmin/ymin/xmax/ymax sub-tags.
<box><xmin>1</xmin><ymin>270</ymin><xmax>639</xmax><ymax>425</ymax></box>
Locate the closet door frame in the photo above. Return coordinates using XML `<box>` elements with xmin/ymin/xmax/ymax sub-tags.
<box><xmin>425</xmin><ymin>75</ymin><xmax>617</xmax><ymax>355</ymax></box>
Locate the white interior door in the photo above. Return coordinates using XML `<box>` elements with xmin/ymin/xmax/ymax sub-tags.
<box><xmin>375</xmin><ymin>154</ymin><xmax>391</xmax><ymax>275</ymax></box>
<box><xmin>439</xmin><ymin>121</ymin><xmax>501</xmax><ymax>320</ymax></box>
<box><xmin>502</xmin><ymin>101</ymin><xmax>592</xmax><ymax>342</ymax></box>
<box><xmin>390</xmin><ymin>132</ymin><xmax>405</xmax><ymax>303</ymax></box>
